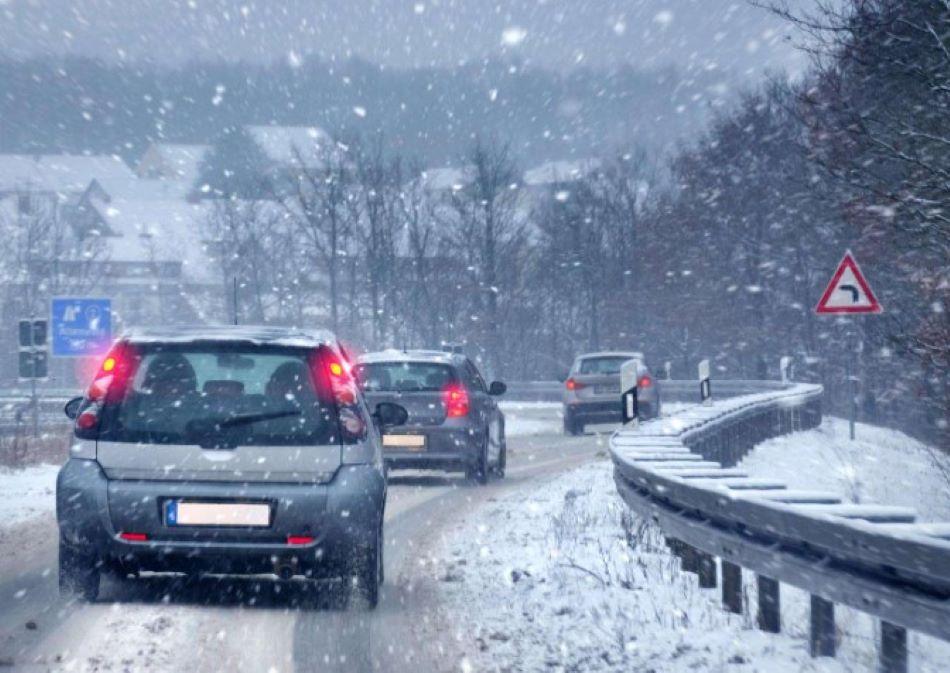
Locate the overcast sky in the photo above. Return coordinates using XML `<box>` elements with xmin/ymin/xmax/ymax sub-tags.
<box><xmin>0</xmin><ymin>0</ymin><xmax>810</xmax><ymax>76</ymax></box>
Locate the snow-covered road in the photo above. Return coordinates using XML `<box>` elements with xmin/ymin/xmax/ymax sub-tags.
<box><xmin>0</xmin><ymin>427</ymin><xmax>606</xmax><ymax>672</ymax></box>
<box><xmin>2</xmin><ymin>408</ymin><xmax>945</xmax><ymax>672</ymax></box>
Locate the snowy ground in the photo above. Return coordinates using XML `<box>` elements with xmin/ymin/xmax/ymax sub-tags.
<box><xmin>429</xmin><ymin>417</ymin><xmax>950</xmax><ymax>673</ymax></box>
<box><xmin>741</xmin><ymin>416</ymin><xmax>950</xmax><ymax>520</ymax></box>
<box><xmin>0</xmin><ymin>464</ymin><xmax>59</xmax><ymax>527</ymax></box>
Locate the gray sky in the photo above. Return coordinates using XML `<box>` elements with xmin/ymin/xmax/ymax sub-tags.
<box><xmin>0</xmin><ymin>0</ymin><xmax>808</xmax><ymax>76</ymax></box>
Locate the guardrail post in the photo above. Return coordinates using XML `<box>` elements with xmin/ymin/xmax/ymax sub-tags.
<box><xmin>756</xmin><ymin>575</ymin><xmax>780</xmax><ymax>633</ymax></box>
<box><xmin>809</xmin><ymin>595</ymin><xmax>836</xmax><ymax>657</ymax></box>
<box><xmin>880</xmin><ymin>621</ymin><xmax>907</xmax><ymax>673</ymax></box>
<box><xmin>721</xmin><ymin>561</ymin><xmax>742</xmax><ymax>613</ymax></box>
<box><xmin>680</xmin><ymin>544</ymin><xmax>699</xmax><ymax>573</ymax></box>
<box><xmin>697</xmin><ymin>552</ymin><xmax>717</xmax><ymax>588</ymax></box>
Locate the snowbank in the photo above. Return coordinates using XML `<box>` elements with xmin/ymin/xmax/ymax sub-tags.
<box><xmin>0</xmin><ymin>463</ymin><xmax>59</xmax><ymax>528</ymax></box>
<box><xmin>430</xmin><ymin>456</ymin><xmax>950</xmax><ymax>672</ymax></box>
<box><xmin>741</xmin><ymin>416</ymin><xmax>950</xmax><ymax>520</ymax></box>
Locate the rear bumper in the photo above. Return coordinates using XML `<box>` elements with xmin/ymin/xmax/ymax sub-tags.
<box><xmin>381</xmin><ymin>425</ymin><xmax>480</xmax><ymax>471</ymax></box>
<box><xmin>56</xmin><ymin>458</ymin><xmax>385</xmax><ymax>578</ymax></box>
<box><xmin>564</xmin><ymin>398</ymin><xmax>660</xmax><ymax>423</ymax></box>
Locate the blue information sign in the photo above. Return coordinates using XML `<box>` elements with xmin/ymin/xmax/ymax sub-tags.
<box><xmin>50</xmin><ymin>298</ymin><xmax>113</xmax><ymax>357</ymax></box>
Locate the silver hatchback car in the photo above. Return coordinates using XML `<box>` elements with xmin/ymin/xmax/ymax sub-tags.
<box><xmin>562</xmin><ymin>351</ymin><xmax>661</xmax><ymax>435</ymax></box>
<box><xmin>57</xmin><ymin>326</ymin><xmax>407</xmax><ymax>608</ymax></box>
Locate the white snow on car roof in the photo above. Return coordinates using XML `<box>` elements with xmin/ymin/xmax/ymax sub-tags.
<box><xmin>124</xmin><ymin>325</ymin><xmax>337</xmax><ymax>348</ymax></box>
<box><xmin>357</xmin><ymin>349</ymin><xmax>455</xmax><ymax>364</ymax></box>
<box><xmin>578</xmin><ymin>351</ymin><xmax>644</xmax><ymax>359</ymax></box>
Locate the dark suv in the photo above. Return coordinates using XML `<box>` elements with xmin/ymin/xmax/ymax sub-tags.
<box><xmin>57</xmin><ymin>326</ymin><xmax>407</xmax><ymax>608</ymax></box>
<box><xmin>353</xmin><ymin>350</ymin><xmax>507</xmax><ymax>483</ymax></box>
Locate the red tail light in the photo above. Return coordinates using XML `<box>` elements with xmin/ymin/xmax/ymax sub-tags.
<box><xmin>87</xmin><ymin>342</ymin><xmax>138</xmax><ymax>404</ymax></box>
<box><xmin>119</xmin><ymin>532</ymin><xmax>148</xmax><ymax>542</ymax></box>
<box><xmin>638</xmin><ymin>375</ymin><xmax>653</xmax><ymax>389</ymax></box>
<box><xmin>287</xmin><ymin>535</ymin><xmax>315</xmax><ymax>545</ymax></box>
<box><xmin>442</xmin><ymin>382</ymin><xmax>470</xmax><ymax>418</ymax></box>
<box><xmin>309</xmin><ymin>349</ymin><xmax>357</xmax><ymax>406</ymax></box>
<box><xmin>565</xmin><ymin>378</ymin><xmax>586</xmax><ymax>391</ymax></box>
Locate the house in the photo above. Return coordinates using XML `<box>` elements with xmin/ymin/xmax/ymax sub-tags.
<box><xmin>245</xmin><ymin>125</ymin><xmax>335</xmax><ymax>171</ymax></box>
<box><xmin>135</xmin><ymin>143</ymin><xmax>209</xmax><ymax>183</ymax></box>
<box><xmin>0</xmin><ymin>153</ymin><xmax>138</xmax><ymax>217</ymax></box>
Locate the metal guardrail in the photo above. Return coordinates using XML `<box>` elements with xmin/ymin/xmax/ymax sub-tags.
<box><xmin>503</xmin><ymin>379</ymin><xmax>787</xmax><ymax>403</ymax></box>
<box><xmin>610</xmin><ymin>383</ymin><xmax>950</xmax><ymax>673</ymax></box>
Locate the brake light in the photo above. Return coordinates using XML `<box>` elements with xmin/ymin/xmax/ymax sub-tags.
<box><xmin>309</xmin><ymin>349</ymin><xmax>357</xmax><ymax>406</ymax></box>
<box><xmin>638</xmin><ymin>375</ymin><xmax>653</xmax><ymax>389</ymax></box>
<box><xmin>120</xmin><ymin>532</ymin><xmax>148</xmax><ymax>542</ymax></box>
<box><xmin>442</xmin><ymin>383</ymin><xmax>470</xmax><ymax>418</ymax></box>
<box><xmin>287</xmin><ymin>535</ymin><xmax>315</xmax><ymax>545</ymax></box>
<box><xmin>87</xmin><ymin>342</ymin><xmax>138</xmax><ymax>404</ymax></box>
<box><xmin>565</xmin><ymin>378</ymin><xmax>586</xmax><ymax>391</ymax></box>
<box><xmin>76</xmin><ymin>410</ymin><xmax>99</xmax><ymax>430</ymax></box>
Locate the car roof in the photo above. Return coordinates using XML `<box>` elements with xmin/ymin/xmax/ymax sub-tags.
<box><xmin>356</xmin><ymin>348</ymin><xmax>462</xmax><ymax>365</ymax></box>
<box><xmin>122</xmin><ymin>325</ymin><xmax>337</xmax><ymax>349</ymax></box>
<box><xmin>576</xmin><ymin>351</ymin><xmax>644</xmax><ymax>360</ymax></box>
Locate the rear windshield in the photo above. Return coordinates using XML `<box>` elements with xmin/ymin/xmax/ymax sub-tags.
<box><xmin>577</xmin><ymin>356</ymin><xmax>638</xmax><ymax>375</ymax></box>
<box><xmin>354</xmin><ymin>362</ymin><xmax>457</xmax><ymax>392</ymax></box>
<box><xmin>98</xmin><ymin>344</ymin><xmax>339</xmax><ymax>446</ymax></box>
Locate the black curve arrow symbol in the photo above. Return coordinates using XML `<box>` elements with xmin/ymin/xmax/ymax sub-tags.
<box><xmin>840</xmin><ymin>284</ymin><xmax>860</xmax><ymax>303</ymax></box>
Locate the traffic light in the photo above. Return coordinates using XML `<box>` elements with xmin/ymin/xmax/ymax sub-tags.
<box><xmin>16</xmin><ymin>318</ymin><xmax>49</xmax><ymax>379</ymax></box>
<box><xmin>32</xmin><ymin>320</ymin><xmax>47</xmax><ymax>348</ymax></box>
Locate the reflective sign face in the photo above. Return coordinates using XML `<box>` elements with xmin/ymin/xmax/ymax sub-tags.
<box><xmin>815</xmin><ymin>251</ymin><xmax>882</xmax><ymax>315</ymax></box>
<box><xmin>50</xmin><ymin>298</ymin><xmax>113</xmax><ymax>357</ymax></box>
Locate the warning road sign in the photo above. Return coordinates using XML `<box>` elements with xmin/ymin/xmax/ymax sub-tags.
<box><xmin>815</xmin><ymin>251</ymin><xmax>882</xmax><ymax>315</ymax></box>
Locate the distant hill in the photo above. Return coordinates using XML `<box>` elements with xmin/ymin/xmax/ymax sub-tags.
<box><xmin>0</xmin><ymin>56</ymin><xmax>731</xmax><ymax>166</ymax></box>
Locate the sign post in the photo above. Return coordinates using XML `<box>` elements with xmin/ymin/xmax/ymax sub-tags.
<box><xmin>815</xmin><ymin>251</ymin><xmax>882</xmax><ymax>440</ymax></box>
<box><xmin>620</xmin><ymin>358</ymin><xmax>641</xmax><ymax>425</ymax></box>
<box><xmin>698</xmin><ymin>359</ymin><xmax>711</xmax><ymax>405</ymax></box>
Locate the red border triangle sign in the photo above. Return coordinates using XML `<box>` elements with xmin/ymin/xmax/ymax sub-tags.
<box><xmin>815</xmin><ymin>250</ymin><xmax>883</xmax><ymax>314</ymax></box>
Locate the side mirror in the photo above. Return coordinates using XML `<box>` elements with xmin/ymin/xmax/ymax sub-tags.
<box><xmin>64</xmin><ymin>396</ymin><xmax>84</xmax><ymax>420</ymax></box>
<box><xmin>488</xmin><ymin>381</ymin><xmax>507</xmax><ymax>396</ymax></box>
<box><xmin>374</xmin><ymin>402</ymin><xmax>408</xmax><ymax>427</ymax></box>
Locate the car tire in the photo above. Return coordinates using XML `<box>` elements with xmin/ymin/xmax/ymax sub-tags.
<box><xmin>564</xmin><ymin>414</ymin><xmax>584</xmax><ymax>436</ymax></box>
<box><xmin>466</xmin><ymin>433</ymin><xmax>490</xmax><ymax>485</ymax></box>
<box><xmin>346</xmin><ymin>525</ymin><xmax>382</xmax><ymax>609</ymax></box>
<box><xmin>494</xmin><ymin>435</ymin><xmax>507</xmax><ymax>478</ymax></box>
<box><xmin>59</xmin><ymin>537</ymin><xmax>100</xmax><ymax>602</ymax></box>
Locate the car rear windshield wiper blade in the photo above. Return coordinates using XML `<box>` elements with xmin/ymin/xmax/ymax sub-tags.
<box><xmin>217</xmin><ymin>409</ymin><xmax>301</xmax><ymax>428</ymax></box>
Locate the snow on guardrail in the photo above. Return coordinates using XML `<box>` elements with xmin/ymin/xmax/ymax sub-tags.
<box><xmin>610</xmin><ymin>382</ymin><xmax>950</xmax><ymax>672</ymax></box>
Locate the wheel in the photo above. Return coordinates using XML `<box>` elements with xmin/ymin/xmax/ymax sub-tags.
<box><xmin>346</xmin><ymin>525</ymin><xmax>382</xmax><ymax>609</ymax></box>
<box><xmin>59</xmin><ymin>537</ymin><xmax>100</xmax><ymax>602</ymax></box>
<box><xmin>493</xmin><ymin>423</ymin><xmax>507</xmax><ymax>478</ymax></box>
<box><xmin>563</xmin><ymin>413</ymin><xmax>584</xmax><ymax>436</ymax></box>
<box><xmin>466</xmin><ymin>433</ymin><xmax>490</xmax><ymax>485</ymax></box>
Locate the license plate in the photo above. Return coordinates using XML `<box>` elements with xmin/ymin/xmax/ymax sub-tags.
<box><xmin>382</xmin><ymin>434</ymin><xmax>426</xmax><ymax>451</ymax></box>
<box><xmin>165</xmin><ymin>501</ymin><xmax>271</xmax><ymax>527</ymax></box>
<box><xmin>593</xmin><ymin>384</ymin><xmax>616</xmax><ymax>394</ymax></box>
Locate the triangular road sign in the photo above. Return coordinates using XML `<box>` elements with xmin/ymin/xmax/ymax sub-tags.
<box><xmin>815</xmin><ymin>250</ymin><xmax>882</xmax><ymax>314</ymax></box>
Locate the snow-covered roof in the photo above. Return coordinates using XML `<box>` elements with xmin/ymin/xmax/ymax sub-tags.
<box><xmin>0</xmin><ymin>154</ymin><xmax>137</xmax><ymax>195</ymax></box>
<box><xmin>90</xmin><ymin>198</ymin><xmax>216</xmax><ymax>283</ymax></box>
<box><xmin>523</xmin><ymin>159</ymin><xmax>601</xmax><ymax>186</ymax></box>
<box><xmin>124</xmin><ymin>325</ymin><xmax>337</xmax><ymax>349</ymax></box>
<box><xmin>136</xmin><ymin>143</ymin><xmax>209</xmax><ymax>183</ymax></box>
<box><xmin>245</xmin><ymin>125</ymin><xmax>333</xmax><ymax>168</ymax></box>
<box><xmin>357</xmin><ymin>349</ymin><xmax>456</xmax><ymax>364</ymax></box>
<box><xmin>417</xmin><ymin>166</ymin><xmax>474</xmax><ymax>192</ymax></box>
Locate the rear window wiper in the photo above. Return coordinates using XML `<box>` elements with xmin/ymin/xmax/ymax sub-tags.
<box><xmin>218</xmin><ymin>409</ymin><xmax>302</xmax><ymax>428</ymax></box>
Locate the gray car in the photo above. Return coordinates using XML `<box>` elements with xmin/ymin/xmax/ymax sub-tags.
<box><xmin>562</xmin><ymin>351</ymin><xmax>661</xmax><ymax>435</ymax></box>
<box><xmin>353</xmin><ymin>350</ymin><xmax>507</xmax><ymax>484</ymax></box>
<box><xmin>57</xmin><ymin>326</ymin><xmax>408</xmax><ymax>608</ymax></box>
